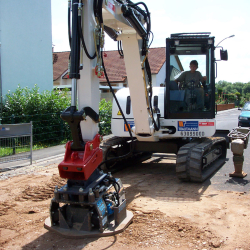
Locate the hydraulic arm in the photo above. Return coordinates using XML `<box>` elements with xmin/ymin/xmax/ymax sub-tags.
<box><xmin>45</xmin><ymin>0</ymin><xmax>155</xmax><ymax>237</ymax></box>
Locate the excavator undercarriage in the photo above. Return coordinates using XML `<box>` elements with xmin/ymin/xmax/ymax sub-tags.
<box><xmin>100</xmin><ymin>135</ymin><xmax>227</xmax><ymax>183</ymax></box>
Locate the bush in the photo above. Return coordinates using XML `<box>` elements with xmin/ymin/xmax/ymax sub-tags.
<box><xmin>228</xmin><ymin>94</ymin><xmax>236</xmax><ymax>103</ymax></box>
<box><xmin>99</xmin><ymin>99</ymin><xmax>112</xmax><ymax>135</ymax></box>
<box><xmin>1</xmin><ymin>86</ymin><xmax>113</xmax><ymax>145</ymax></box>
<box><xmin>2</xmin><ymin>85</ymin><xmax>71</xmax><ymax>117</ymax></box>
<box><xmin>1</xmin><ymin>85</ymin><xmax>71</xmax><ymax>145</ymax></box>
<box><xmin>235</xmin><ymin>92</ymin><xmax>241</xmax><ymax>100</ymax></box>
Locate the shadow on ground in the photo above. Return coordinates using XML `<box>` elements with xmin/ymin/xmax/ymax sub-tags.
<box><xmin>114</xmin><ymin>153</ymin><xmax>212</xmax><ymax>205</ymax></box>
<box><xmin>22</xmin><ymin>231</ymin><xmax>118</xmax><ymax>250</ymax></box>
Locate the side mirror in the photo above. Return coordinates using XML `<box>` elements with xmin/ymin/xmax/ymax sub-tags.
<box><xmin>220</xmin><ymin>49</ymin><xmax>228</xmax><ymax>61</ymax></box>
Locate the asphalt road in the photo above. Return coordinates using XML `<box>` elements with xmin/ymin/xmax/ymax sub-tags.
<box><xmin>0</xmin><ymin>144</ymin><xmax>65</xmax><ymax>172</ymax></box>
<box><xmin>210</xmin><ymin>108</ymin><xmax>250</xmax><ymax>192</ymax></box>
<box><xmin>215</xmin><ymin>108</ymin><xmax>240</xmax><ymax>131</ymax></box>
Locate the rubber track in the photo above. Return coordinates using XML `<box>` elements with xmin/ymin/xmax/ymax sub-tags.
<box><xmin>176</xmin><ymin>139</ymin><xmax>203</xmax><ymax>181</ymax></box>
<box><xmin>100</xmin><ymin>136</ymin><xmax>152</xmax><ymax>172</ymax></box>
<box><xmin>176</xmin><ymin>137</ymin><xmax>226</xmax><ymax>182</ymax></box>
<box><xmin>100</xmin><ymin>135</ymin><xmax>134</xmax><ymax>170</ymax></box>
<box><xmin>101</xmin><ymin>135</ymin><xmax>131</xmax><ymax>159</ymax></box>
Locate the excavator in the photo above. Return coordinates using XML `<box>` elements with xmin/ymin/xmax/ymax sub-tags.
<box><xmin>45</xmin><ymin>0</ymin><xmax>229</xmax><ymax>237</ymax></box>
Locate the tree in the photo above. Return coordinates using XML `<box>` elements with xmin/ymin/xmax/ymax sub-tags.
<box><xmin>216</xmin><ymin>80</ymin><xmax>230</xmax><ymax>89</ymax></box>
<box><xmin>217</xmin><ymin>87</ymin><xmax>223</xmax><ymax>96</ymax></box>
<box><xmin>223</xmin><ymin>83</ymin><xmax>233</xmax><ymax>94</ymax></box>
<box><xmin>243</xmin><ymin>83</ymin><xmax>250</xmax><ymax>96</ymax></box>
<box><xmin>233</xmin><ymin>82</ymin><xmax>244</xmax><ymax>95</ymax></box>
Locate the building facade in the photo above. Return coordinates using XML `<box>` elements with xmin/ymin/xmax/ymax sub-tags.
<box><xmin>0</xmin><ymin>0</ymin><xmax>53</xmax><ymax>102</ymax></box>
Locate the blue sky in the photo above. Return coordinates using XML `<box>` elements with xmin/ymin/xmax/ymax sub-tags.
<box><xmin>51</xmin><ymin>0</ymin><xmax>250</xmax><ymax>83</ymax></box>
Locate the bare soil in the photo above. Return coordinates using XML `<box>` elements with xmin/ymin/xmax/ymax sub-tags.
<box><xmin>0</xmin><ymin>154</ymin><xmax>250</xmax><ymax>250</ymax></box>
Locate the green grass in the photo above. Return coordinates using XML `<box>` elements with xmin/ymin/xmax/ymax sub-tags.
<box><xmin>0</xmin><ymin>144</ymin><xmax>44</xmax><ymax>158</ymax></box>
<box><xmin>0</xmin><ymin>139</ymin><xmax>69</xmax><ymax>158</ymax></box>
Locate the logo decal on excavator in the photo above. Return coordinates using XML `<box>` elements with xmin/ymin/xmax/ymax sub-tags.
<box><xmin>178</xmin><ymin>121</ymin><xmax>199</xmax><ymax>131</ymax></box>
<box><xmin>124</xmin><ymin>121</ymin><xmax>134</xmax><ymax>132</ymax></box>
<box><xmin>199</xmin><ymin>122</ymin><xmax>214</xmax><ymax>126</ymax></box>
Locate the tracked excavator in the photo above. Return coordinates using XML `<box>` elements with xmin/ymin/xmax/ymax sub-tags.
<box><xmin>45</xmin><ymin>0</ymin><xmax>229</xmax><ymax>237</ymax></box>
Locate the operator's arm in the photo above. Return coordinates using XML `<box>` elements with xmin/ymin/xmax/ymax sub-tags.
<box><xmin>198</xmin><ymin>71</ymin><xmax>206</xmax><ymax>83</ymax></box>
<box><xmin>202</xmin><ymin>76</ymin><xmax>207</xmax><ymax>83</ymax></box>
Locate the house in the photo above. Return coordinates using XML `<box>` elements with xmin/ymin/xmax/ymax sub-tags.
<box><xmin>53</xmin><ymin>47</ymin><xmax>183</xmax><ymax>100</ymax></box>
<box><xmin>0</xmin><ymin>1</ymin><xmax>53</xmax><ymax>101</ymax></box>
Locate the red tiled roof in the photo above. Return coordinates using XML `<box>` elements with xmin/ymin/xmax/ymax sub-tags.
<box><xmin>148</xmin><ymin>47</ymin><xmax>166</xmax><ymax>74</ymax></box>
<box><xmin>53</xmin><ymin>51</ymin><xmax>70</xmax><ymax>81</ymax></box>
<box><xmin>53</xmin><ymin>47</ymin><xmax>165</xmax><ymax>82</ymax></box>
<box><xmin>100</xmin><ymin>50</ymin><xmax>127</xmax><ymax>83</ymax></box>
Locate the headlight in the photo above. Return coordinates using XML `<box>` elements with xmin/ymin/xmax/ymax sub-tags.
<box><xmin>239</xmin><ymin>116</ymin><xmax>248</xmax><ymax>120</ymax></box>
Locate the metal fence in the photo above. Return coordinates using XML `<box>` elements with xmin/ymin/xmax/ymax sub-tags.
<box><xmin>0</xmin><ymin>123</ymin><xmax>32</xmax><ymax>164</ymax></box>
<box><xmin>1</xmin><ymin>113</ymin><xmax>72</xmax><ymax>146</ymax></box>
<box><xmin>0</xmin><ymin>113</ymin><xmax>72</xmax><ymax>165</ymax></box>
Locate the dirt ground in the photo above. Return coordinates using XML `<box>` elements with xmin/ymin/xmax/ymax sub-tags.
<box><xmin>0</xmin><ymin>154</ymin><xmax>250</xmax><ymax>250</ymax></box>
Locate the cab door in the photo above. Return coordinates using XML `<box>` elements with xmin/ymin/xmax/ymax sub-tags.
<box><xmin>165</xmin><ymin>34</ymin><xmax>215</xmax><ymax>120</ymax></box>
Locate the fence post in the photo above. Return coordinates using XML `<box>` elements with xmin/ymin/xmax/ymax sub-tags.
<box><xmin>60</xmin><ymin>114</ymin><xmax>64</xmax><ymax>141</ymax></box>
<box><xmin>11</xmin><ymin>115</ymin><xmax>16</xmax><ymax>155</ymax></box>
<box><xmin>30</xmin><ymin>121</ymin><xmax>33</xmax><ymax>165</ymax></box>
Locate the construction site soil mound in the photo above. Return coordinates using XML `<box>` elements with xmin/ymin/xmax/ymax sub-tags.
<box><xmin>0</xmin><ymin>155</ymin><xmax>250</xmax><ymax>250</ymax></box>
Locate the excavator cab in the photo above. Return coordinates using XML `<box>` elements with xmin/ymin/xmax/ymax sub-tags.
<box><xmin>165</xmin><ymin>33</ymin><xmax>217</xmax><ymax>119</ymax></box>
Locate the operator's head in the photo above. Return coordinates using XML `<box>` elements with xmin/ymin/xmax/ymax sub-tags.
<box><xmin>190</xmin><ymin>60</ymin><xmax>198</xmax><ymax>73</ymax></box>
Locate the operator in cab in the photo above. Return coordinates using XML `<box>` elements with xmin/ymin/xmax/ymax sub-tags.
<box><xmin>175</xmin><ymin>60</ymin><xmax>207</xmax><ymax>111</ymax></box>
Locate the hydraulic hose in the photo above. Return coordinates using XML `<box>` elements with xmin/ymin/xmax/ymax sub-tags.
<box><xmin>97</xmin><ymin>51</ymin><xmax>135</xmax><ymax>171</ymax></box>
<box><xmin>107</xmin><ymin>177</ymin><xmax>121</xmax><ymax>206</ymax></box>
<box><xmin>92</xmin><ymin>0</ymin><xmax>136</xmax><ymax>170</ymax></box>
<box><xmin>118</xmin><ymin>41</ymin><xmax>124</xmax><ymax>57</ymax></box>
<box><xmin>95</xmin><ymin>0</ymin><xmax>131</xmax><ymax>141</ymax></box>
<box><xmin>97</xmin><ymin>0</ymin><xmax>103</xmax><ymax>23</ymax></box>
<box><xmin>68</xmin><ymin>1</ymin><xmax>72</xmax><ymax>48</ymax></box>
<box><xmin>149</xmin><ymin>31</ymin><xmax>154</xmax><ymax>47</ymax></box>
<box><xmin>93</xmin><ymin>0</ymin><xmax>103</xmax><ymax>24</ymax></box>
<box><xmin>69</xmin><ymin>1</ymin><xmax>96</xmax><ymax>59</ymax></box>
<box><xmin>127</xmin><ymin>2</ymin><xmax>151</xmax><ymax>38</ymax></box>
<box><xmin>101</xmin><ymin>51</ymin><xmax>134</xmax><ymax>141</ymax></box>
<box><xmin>145</xmin><ymin>57</ymin><xmax>160</xmax><ymax>131</ymax></box>
<box><xmin>77</xmin><ymin>15</ymin><xmax>96</xmax><ymax>59</ymax></box>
